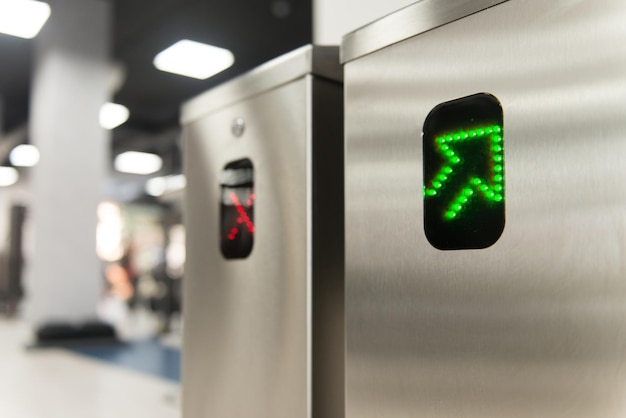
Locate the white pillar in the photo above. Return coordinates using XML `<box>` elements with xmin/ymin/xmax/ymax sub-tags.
<box><xmin>25</xmin><ymin>0</ymin><xmax>111</xmax><ymax>325</ymax></box>
<box><xmin>313</xmin><ymin>0</ymin><xmax>416</xmax><ymax>45</ymax></box>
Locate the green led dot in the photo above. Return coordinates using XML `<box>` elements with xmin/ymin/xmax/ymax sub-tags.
<box><xmin>443</xmin><ymin>166</ymin><xmax>453</xmax><ymax>174</ymax></box>
<box><xmin>494</xmin><ymin>155</ymin><xmax>503</xmax><ymax>163</ymax></box>
<box><xmin>436</xmin><ymin>137</ymin><xmax>445</xmax><ymax>144</ymax></box>
<box><xmin>455</xmin><ymin>135</ymin><xmax>461</xmax><ymax>140</ymax></box>
<box><xmin>463</xmin><ymin>188</ymin><xmax>473</xmax><ymax>197</ymax></box>
<box><xmin>445</xmin><ymin>211</ymin><xmax>457</xmax><ymax>220</ymax></box>
<box><xmin>469</xmin><ymin>130</ymin><xmax>476</xmax><ymax>137</ymax></box>
<box><xmin>486</xmin><ymin>128</ymin><xmax>493</xmax><ymax>134</ymax></box>
<box><xmin>493</xmin><ymin>135</ymin><xmax>503</xmax><ymax>143</ymax></box>
<box><xmin>471</xmin><ymin>178</ymin><xmax>482</xmax><ymax>185</ymax></box>
<box><xmin>480</xmin><ymin>184</ymin><xmax>489</xmax><ymax>192</ymax></box>
<box><xmin>478</xmin><ymin>130</ymin><xmax>485</xmax><ymax>135</ymax></box>
<box><xmin>462</xmin><ymin>133</ymin><xmax>469</xmax><ymax>139</ymax></box>
<box><xmin>461</xmin><ymin>197</ymin><xmax>469</xmax><ymax>203</ymax></box>
<box><xmin>493</xmin><ymin>145</ymin><xmax>503</xmax><ymax>153</ymax></box>
<box><xmin>433</xmin><ymin>181</ymin><xmax>442</xmax><ymax>189</ymax></box>
<box><xmin>452</xmin><ymin>204</ymin><xmax>462</xmax><ymax>211</ymax></box>
<box><xmin>441</xmin><ymin>144</ymin><xmax>450</xmax><ymax>151</ymax></box>
<box><xmin>438</xmin><ymin>174</ymin><xmax>448</xmax><ymax>181</ymax></box>
<box><xmin>494</xmin><ymin>126</ymin><xmax>502</xmax><ymax>133</ymax></box>
<box><xmin>495</xmin><ymin>185</ymin><xmax>503</xmax><ymax>192</ymax></box>
<box><xmin>446</xmin><ymin>135</ymin><xmax>453</xmax><ymax>142</ymax></box>
<box><xmin>494</xmin><ymin>165</ymin><xmax>503</xmax><ymax>173</ymax></box>
<box><xmin>487</xmin><ymin>191</ymin><xmax>495</xmax><ymax>199</ymax></box>
<box><xmin>495</xmin><ymin>194</ymin><xmax>503</xmax><ymax>202</ymax></box>
<box><xmin>451</xmin><ymin>156</ymin><xmax>461</xmax><ymax>164</ymax></box>
<box><xmin>445</xmin><ymin>150</ymin><xmax>455</xmax><ymax>158</ymax></box>
<box><xmin>494</xmin><ymin>174</ymin><xmax>503</xmax><ymax>183</ymax></box>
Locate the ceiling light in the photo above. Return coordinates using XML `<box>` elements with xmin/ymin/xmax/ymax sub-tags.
<box><xmin>9</xmin><ymin>144</ymin><xmax>40</xmax><ymax>167</ymax></box>
<box><xmin>153</xmin><ymin>39</ymin><xmax>235</xmax><ymax>80</ymax></box>
<box><xmin>146</xmin><ymin>174</ymin><xmax>186</xmax><ymax>197</ymax></box>
<box><xmin>0</xmin><ymin>167</ymin><xmax>19</xmax><ymax>187</ymax></box>
<box><xmin>114</xmin><ymin>151</ymin><xmax>162</xmax><ymax>175</ymax></box>
<box><xmin>145</xmin><ymin>177</ymin><xmax>166</xmax><ymax>197</ymax></box>
<box><xmin>100</xmin><ymin>103</ymin><xmax>129</xmax><ymax>130</ymax></box>
<box><xmin>0</xmin><ymin>0</ymin><xmax>51</xmax><ymax>39</ymax></box>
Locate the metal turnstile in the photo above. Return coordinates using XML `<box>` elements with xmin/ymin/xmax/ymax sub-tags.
<box><xmin>182</xmin><ymin>46</ymin><xmax>344</xmax><ymax>418</ymax></box>
<box><xmin>342</xmin><ymin>1</ymin><xmax>626</xmax><ymax>417</ymax></box>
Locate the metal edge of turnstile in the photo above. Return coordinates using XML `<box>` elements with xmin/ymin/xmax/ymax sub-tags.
<box><xmin>181</xmin><ymin>44</ymin><xmax>342</xmax><ymax>125</ymax></box>
<box><xmin>340</xmin><ymin>0</ymin><xmax>510</xmax><ymax>64</ymax></box>
<box><xmin>309</xmin><ymin>72</ymin><xmax>344</xmax><ymax>418</ymax></box>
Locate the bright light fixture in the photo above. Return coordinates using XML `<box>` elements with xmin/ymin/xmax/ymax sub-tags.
<box><xmin>145</xmin><ymin>177</ymin><xmax>166</xmax><ymax>197</ymax></box>
<box><xmin>153</xmin><ymin>39</ymin><xmax>235</xmax><ymax>80</ymax></box>
<box><xmin>0</xmin><ymin>0</ymin><xmax>51</xmax><ymax>39</ymax></box>
<box><xmin>96</xmin><ymin>202</ymin><xmax>124</xmax><ymax>262</ymax></box>
<box><xmin>0</xmin><ymin>167</ymin><xmax>19</xmax><ymax>187</ymax></box>
<box><xmin>114</xmin><ymin>151</ymin><xmax>162</xmax><ymax>175</ymax></box>
<box><xmin>9</xmin><ymin>144</ymin><xmax>40</xmax><ymax>167</ymax></box>
<box><xmin>100</xmin><ymin>102</ymin><xmax>129</xmax><ymax>130</ymax></box>
<box><xmin>146</xmin><ymin>174</ymin><xmax>186</xmax><ymax>197</ymax></box>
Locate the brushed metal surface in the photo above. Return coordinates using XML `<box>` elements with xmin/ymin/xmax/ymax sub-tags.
<box><xmin>181</xmin><ymin>45</ymin><xmax>341</xmax><ymax>125</ymax></box>
<box><xmin>344</xmin><ymin>1</ymin><xmax>626</xmax><ymax>417</ymax></box>
<box><xmin>183</xmin><ymin>59</ymin><xmax>343</xmax><ymax>417</ymax></box>
<box><xmin>341</xmin><ymin>0</ymin><xmax>509</xmax><ymax>64</ymax></box>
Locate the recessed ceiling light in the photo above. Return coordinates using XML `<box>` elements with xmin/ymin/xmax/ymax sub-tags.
<box><xmin>0</xmin><ymin>167</ymin><xmax>19</xmax><ymax>187</ymax></box>
<box><xmin>153</xmin><ymin>39</ymin><xmax>235</xmax><ymax>80</ymax></box>
<box><xmin>100</xmin><ymin>103</ymin><xmax>129</xmax><ymax>130</ymax></box>
<box><xmin>145</xmin><ymin>177</ymin><xmax>167</xmax><ymax>197</ymax></box>
<box><xmin>10</xmin><ymin>144</ymin><xmax>40</xmax><ymax>167</ymax></box>
<box><xmin>146</xmin><ymin>174</ymin><xmax>186</xmax><ymax>197</ymax></box>
<box><xmin>114</xmin><ymin>151</ymin><xmax>162</xmax><ymax>175</ymax></box>
<box><xmin>0</xmin><ymin>0</ymin><xmax>51</xmax><ymax>39</ymax></box>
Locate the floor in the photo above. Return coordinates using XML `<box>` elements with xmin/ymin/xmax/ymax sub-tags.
<box><xmin>69</xmin><ymin>338</ymin><xmax>181</xmax><ymax>382</ymax></box>
<box><xmin>0</xmin><ymin>319</ymin><xmax>182</xmax><ymax>418</ymax></box>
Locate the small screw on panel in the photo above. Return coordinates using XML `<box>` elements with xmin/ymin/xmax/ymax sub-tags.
<box><xmin>231</xmin><ymin>117</ymin><xmax>245</xmax><ymax>137</ymax></box>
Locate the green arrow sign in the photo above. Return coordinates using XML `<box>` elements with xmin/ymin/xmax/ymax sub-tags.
<box><xmin>422</xmin><ymin>93</ymin><xmax>505</xmax><ymax>250</ymax></box>
<box><xmin>424</xmin><ymin>124</ymin><xmax>504</xmax><ymax>221</ymax></box>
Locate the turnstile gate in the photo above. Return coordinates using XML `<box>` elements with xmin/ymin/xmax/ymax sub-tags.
<box><xmin>342</xmin><ymin>1</ymin><xmax>626</xmax><ymax>417</ymax></box>
<box><xmin>182</xmin><ymin>45</ymin><xmax>344</xmax><ymax>418</ymax></box>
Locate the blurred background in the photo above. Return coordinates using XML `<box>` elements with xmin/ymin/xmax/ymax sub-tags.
<box><xmin>0</xmin><ymin>0</ymin><xmax>413</xmax><ymax>416</ymax></box>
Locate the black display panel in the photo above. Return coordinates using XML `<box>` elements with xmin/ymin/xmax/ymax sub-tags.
<box><xmin>220</xmin><ymin>158</ymin><xmax>254</xmax><ymax>259</ymax></box>
<box><xmin>423</xmin><ymin>93</ymin><xmax>505</xmax><ymax>250</ymax></box>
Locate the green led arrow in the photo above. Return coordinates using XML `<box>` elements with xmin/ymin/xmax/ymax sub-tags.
<box><xmin>424</xmin><ymin>125</ymin><xmax>504</xmax><ymax>221</ymax></box>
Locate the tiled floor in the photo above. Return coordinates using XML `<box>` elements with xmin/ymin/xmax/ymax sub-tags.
<box><xmin>0</xmin><ymin>319</ymin><xmax>181</xmax><ymax>418</ymax></box>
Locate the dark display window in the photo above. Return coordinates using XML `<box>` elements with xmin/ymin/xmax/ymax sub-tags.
<box><xmin>423</xmin><ymin>93</ymin><xmax>505</xmax><ymax>250</ymax></box>
<box><xmin>220</xmin><ymin>158</ymin><xmax>254</xmax><ymax>259</ymax></box>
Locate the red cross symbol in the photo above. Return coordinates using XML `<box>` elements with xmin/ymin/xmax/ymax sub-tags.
<box><xmin>227</xmin><ymin>191</ymin><xmax>255</xmax><ymax>241</ymax></box>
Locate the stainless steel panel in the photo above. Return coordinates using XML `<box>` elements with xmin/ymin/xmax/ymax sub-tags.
<box><xmin>181</xmin><ymin>45</ymin><xmax>342</xmax><ymax>125</ymax></box>
<box><xmin>341</xmin><ymin>0</ymin><xmax>509</xmax><ymax>64</ymax></box>
<box><xmin>183</xmin><ymin>49</ymin><xmax>343</xmax><ymax>417</ymax></box>
<box><xmin>344</xmin><ymin>1</ymin><xmax>626</xmax><ymax>417</ymax></box>
<box><xmin>184</xmin><ymin>79</ymin><xmax>309</xmax><ymax>418</ymax></box>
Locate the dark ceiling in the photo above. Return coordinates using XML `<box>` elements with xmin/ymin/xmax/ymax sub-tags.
<box><xmin>113</xmin><ymin>0</ymin><xmax>312</xmax><ymax>133</ymax></box>
<box><xmin>0</xmin><ymin>0</ymin><xmax>312</xmax><ymax>154</ymax></box>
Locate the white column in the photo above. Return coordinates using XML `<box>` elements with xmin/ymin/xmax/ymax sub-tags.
<box><xmin>25</xmin><ymin>0</ymin><xmax>111</xmax><ymax>324</ymax></box>
<box><xmin>313</xmin><ymin>0</ymin><xmax>416</xmax><ymax>45</ymax></box>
